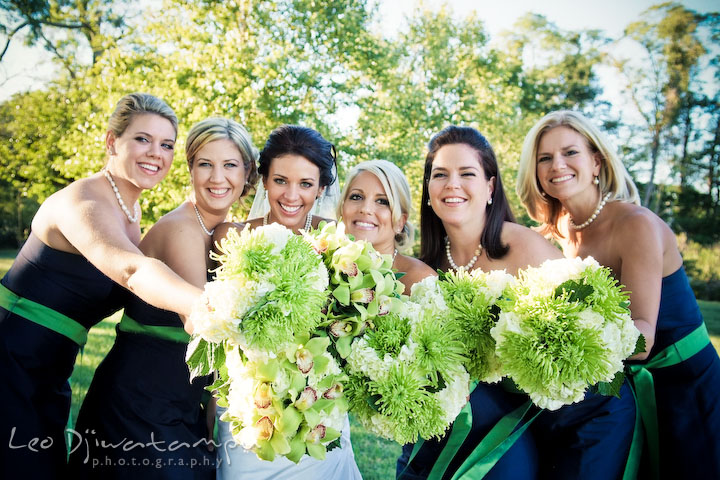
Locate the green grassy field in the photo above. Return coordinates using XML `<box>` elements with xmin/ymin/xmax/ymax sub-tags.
<box><xmin>0</xmin><ymin>249</ymin><xmax>717</xmax><ymax>479</ymax></box>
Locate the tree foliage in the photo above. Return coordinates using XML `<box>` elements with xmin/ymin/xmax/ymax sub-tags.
<box><xmin>0</xmin><ymin>0</ymin><xmax>718</xmax><ymax>249</ymax></box>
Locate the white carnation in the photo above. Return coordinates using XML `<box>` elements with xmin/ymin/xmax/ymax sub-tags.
<box><xmin>256</xmin><ymin>223</ymin><xmax>293</xmax><ymax>254</ymax></box>
<box><xmin>435</xmin><ymin>369</ymin><xmax>470</xmax><ymax>424</ymax></box>
<box><xmin>490</xmin><ymin>311</ymin><xmax>524</xmax><ymax>347</ymax></box>
<box><xmin>576</xmin><ymin>309</ymin><xmax>605</xmax><ymax>331</ymax></box>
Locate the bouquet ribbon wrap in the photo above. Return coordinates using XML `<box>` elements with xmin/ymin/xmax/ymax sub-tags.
<box><xmin>402</xmin><ymin>383</ymin><xmax>541</xmax><ymax>480</ymax></box>
<box><xmin>626</xmin><ymin>323</ymin><xmax>711</xmax><ymax>480</ymax></box>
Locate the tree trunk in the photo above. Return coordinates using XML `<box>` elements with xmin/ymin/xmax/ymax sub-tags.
<box><xmin>709</xmin><ymin>114</ymin><xmax>720</xmax><ymax>216</ymax></box>
<box><xmin>643</xmin><ymin>129</ymin><xmax>661</xmax><ymax>209</ymax></box>
<box><xmin>15</xmin><ymin>192</ymin><xmax>23</xmax><ymax>248</ymax></box>
<box><xmin>679</xmin><ymin>103</ymin><xmax>692</xmax><ymax>188</ymax></box>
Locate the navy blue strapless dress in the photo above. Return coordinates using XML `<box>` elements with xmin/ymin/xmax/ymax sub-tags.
<box><xmin>68</xmin><ymin>293</ymin><xmax>215</xmax><ymax>479</ymax></box>
<box><xmin>0</xmin><ymin>233</ymin><xmax>124</xmax><ymax>479</ymax></box>
<box><xmin>633</xmin><ymin>267</ymin><xmax>720</xmax><ymax>479</ymax></box>
<box><xmin>530</xmin><ymin>383</ymin><xmax>636</xmax><ymax>480</ymax></box>
<box><xmin>396</xmin><ymin>382</ymin><xmax>538</xmax><ymax>479</ymax></box>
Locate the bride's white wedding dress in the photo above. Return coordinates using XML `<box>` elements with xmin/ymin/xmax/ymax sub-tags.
<box><xmin>215</xmin><ymin>407</ymin><xmax>362</xmax><ymax>479</ymax></box>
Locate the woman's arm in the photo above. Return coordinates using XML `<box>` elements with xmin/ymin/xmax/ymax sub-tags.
<box><xmin>612</xmin><ymin>210</ymin><xmax>667</xmax><ymax>360</ymax></box>
<box><xmin>45</xmin><ymin>182</ymin><xmax>202</xmax><ymax>317</ymax></box>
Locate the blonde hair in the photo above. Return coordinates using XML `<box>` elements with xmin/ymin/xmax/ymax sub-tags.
<box><xmin>338</xmin><ymin>159</ymin><xmax>415</xmax><ymax>252</ymax></box>
<box><xmin>107</xmin><ymin>93</ymin><xmax>177</xmax><ymax>138</ymax></box>
<box><xmin>517</xmin><ymin>110</ymin><xmax>640</xmax><ymax>237</ymax></box>
<box><xmin>185</xmin><ymin>117</ymin><xmax>259</xmax><ymax>197</ymax></box>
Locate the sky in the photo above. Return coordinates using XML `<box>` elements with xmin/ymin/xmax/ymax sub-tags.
<box><xmin>376</xmin><ymin>0</ymin><xmax>717</xmax><ymax>37</ymax></box>
<box><xmin>1</xmin><ymin>0</ymin><xmax>718</xmax><ymax>103</ymax></box>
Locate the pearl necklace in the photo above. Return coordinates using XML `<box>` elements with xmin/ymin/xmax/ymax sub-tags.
<box><xmin>569</xmin><ymin>193</ymin><xmax>611</xmax><ymax>230</ymax></box>
<box><xmin>263</xmin><ymin>211</ymin><xmax>312</xmax><ymax>231</ymax></box>
<box><xmin>193</xmin><ymin>203</ymin><xmax>214</xmax><ymax>236</ymax></box>
<box><xmin>103</xmin><ymin>169</ymin><xmax>139</xmax><ymax>223</ymax></box>
<box><xmin>446</xmin><ymin>237</ymin><xmax>482</xmax><ymax>272</ymax></box>
<box><xmin>392</xmin><ymin>249</ymin><xmax>398</xmax><ymax>265</ymax></box>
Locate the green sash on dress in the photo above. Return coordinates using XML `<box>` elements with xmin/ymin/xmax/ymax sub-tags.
<box><xmin>627</xmin><ymin>323</ymin><xmax>711</xmax><ymax>480</ymax></box>
<box><xmin>117</xmin><ymin>313</ymin><xmax>190</xmax><ymax>343</ymax></box>
<box><xmin>0</xmin><ymin>282</ymin><xmax>87</xmax><ymax>346</ymax></box>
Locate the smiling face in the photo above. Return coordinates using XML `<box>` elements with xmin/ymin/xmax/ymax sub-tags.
<box><xmin>342</xmin><ymin>170</ymin><xmax>403</xmax><ymax>254</ymax></box>
<box><xmin>427</xmin><ymin>143</ymin><xmax>495</xmax><ymax>229</ymax></box>
<box><xmin>191</xmin><ymin>138</ymin><xmax>248</xmax><ymax>216</ymax></box>
<box><xmin>106</xmin><ymin>113</ymin><xmax>176</xmax><ymax>190</ymax></box>
<box><xmin>535</xmin><ymin>126</ymin><xmax>601</xmax><ymax>202</ymax></box>
<box><xmin>263</xmin><ymin>154</ymin><xmax>322</xmax><ymax>230</ymax></box>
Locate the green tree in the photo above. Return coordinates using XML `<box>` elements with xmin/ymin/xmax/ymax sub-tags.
<box><xmin>611</xmin><ymin>2</ymin><xmax>707</xmax><ymax>209</ymax></box>
<box><xmin>0</xmin><ymin>0</ymin><xmax>129</xmax><ymax>76</ymax></box>
<box><xmin>500</xmin><ymin>13</ymin><xmax>606</xmax><ymax>115</ymax></box>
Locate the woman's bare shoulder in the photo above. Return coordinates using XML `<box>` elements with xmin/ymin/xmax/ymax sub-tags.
<box><xmin>396</xmin><ymin>255</ymin><xmax>436</xmax><ymax>292</ymax></box>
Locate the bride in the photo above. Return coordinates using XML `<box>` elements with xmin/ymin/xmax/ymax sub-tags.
<box><xmin>212</xmin><ymin>124</ymin><xmax>361</xmax><ymax>479</ymax></box>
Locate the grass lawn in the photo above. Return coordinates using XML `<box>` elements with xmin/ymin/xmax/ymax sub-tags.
<box><xmin>0</xmin><ymin>249</ymin><xmax>717</xmax><ymax>479</ymax></box>
<box><xmin>0</xmin><ymin>249</ymin><xmax>17</xmax><ymax>275</ymax></box>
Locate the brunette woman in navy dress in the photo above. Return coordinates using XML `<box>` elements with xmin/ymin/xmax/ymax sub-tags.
<box><xmin>518</xmin><ymin>110</ymin><xmax>720</xmax><ymax>479</ymax></box>
<box><xmin>398</xmin><ymin>126</ymin><xmax>563</xmax><ymax>479</ymax></box>
<box><xmin>0</xmin><ymin>93</ymin><xmax>203</xmax><ymax>479</ymax></box>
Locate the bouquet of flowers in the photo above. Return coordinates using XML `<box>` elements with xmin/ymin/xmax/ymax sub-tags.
<box><xmin>216</xmin><ymin>334</ymin><xmax>349</xmax><ymax>462</ymax></box>
<box><xmin>414</xmin><ymin>269</ymin><xmax>516</xmax><ymax>383</ymax></box>
<box><xmin>344</xmin><ymin>276</ymin><xmax>470</xmax><ymax>445</ymax></box>
<box><xmin>303</xmin><ymin>221</ymin><xmax>405</xmax><ymax>359</ymax></box>
<box><xmin>186</xmin><ymin>223</ymin><xmax>348</xmax><ymax>462</ymax></box>
<box><xmin>492</xmin><ymin>257</ymin><xmax>643</xmax><ymax>410</ymax></box>
<box><xmin>188</xmin><ymin>223</ymin><xmax>328</xmax><ymax>355</ymax></box>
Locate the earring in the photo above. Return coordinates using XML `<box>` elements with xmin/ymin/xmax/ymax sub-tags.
<box><xmin>487</xmin><ymin>197</ymin><xmax>493</xmax><ymax>205</ymax></box>
<box><xmin>426</xmin><ymin>199</ymin><xmax>431</xmax><ymax>206</ymax></box>
<box><xmin>593</xmin><ymin>176</ymin><xmax>600</xmax><ymax>185</ymax></box>
<box><xmin>541</xmin><ymin>191</ymin><xmax>547</xmax><ymax>197</ymax></box>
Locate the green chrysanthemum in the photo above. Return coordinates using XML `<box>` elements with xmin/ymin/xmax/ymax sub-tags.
<box><xmin>365</xmin><ymin>312</ymin><xmax>411</xmax><ymax>358</ymax></box>
<box><xmin>368</xmin><ymin>363</ymin><xmax>446</xmax><ymax>444</ymax></box>
<box><xmin>439</xmin><ymin>272</ymin><xmax>505</xmax><ymax>382</ymax></box>
<box><xmin>411</xmin><ymin>315</ymin><xmax>466</xmax><ymax>385</ymax></box>
<box><xmin>499</xmin><ymin>298</ymin><xmax>610</xmax><ymax>392</ymax></box>
<box><xmin>241</xmin><ymin>235</ymin><xmax>328</xmax><ymax>351</ymax></box>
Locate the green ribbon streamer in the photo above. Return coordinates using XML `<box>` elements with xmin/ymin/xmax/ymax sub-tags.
<box><xmin>117</xmin><ymin>313</ymin><xmax>191</xmax><ymax>343</ymax></box>
<box><xmin>397</xmin><ymin>383</ymin><xmax>476</xmax><ymax>480</ymax></box>
<box><xmin>401</xmin><ymin>382</ymin><xmax>537</xmax><ymax>480</ymax></box>
<box><xmin>427</xmin><ymin>398</ymin><xmax>474</xmax><ymax>479</ymax></box>
<box><xmin>0</xmin><ymin>282</ymin><xmax>87</xmax><ymax>346</ymax></box>
<box><xmin>450</xmin><ymin>400</ymin><xmax>539</xmax><ymax>480</ymax></box>
<box><xmin>622</xmin><ymin>380</ymin><xmax>644</xmax><ymax>480</ymax></box>
<box><xmin>627</xmin><ymin>323</ymin><xmax>711</xmax><ymax>480</ymax></box>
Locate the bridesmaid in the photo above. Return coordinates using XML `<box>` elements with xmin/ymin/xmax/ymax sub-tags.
<box><xmin>69</xmin><ymin>117</ymin><xmax>259</xmax><ymax>478</ymax></box>
<box><xmin>398</xmin><ymin>125</ymin><xmax>563</xmax><ymax>479</ymax></box>
<box><xmin>0</xmin><ymin>93</ymin><xmax>203</xmax><ymax>479</ymax></box>
<box><xmin>517</xmin><ymin>110</ymin><xmax>720</xmax><ymax>479</ymax></box>
<box><xmin>337</xmin><ymin>159</ymin><xmax>434</xmax><ymax>293</ymax></box>
<box><xmin>212</xmin><ymin>124</ymin><xmax>362</xmax><ymax>479</ymax></box>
